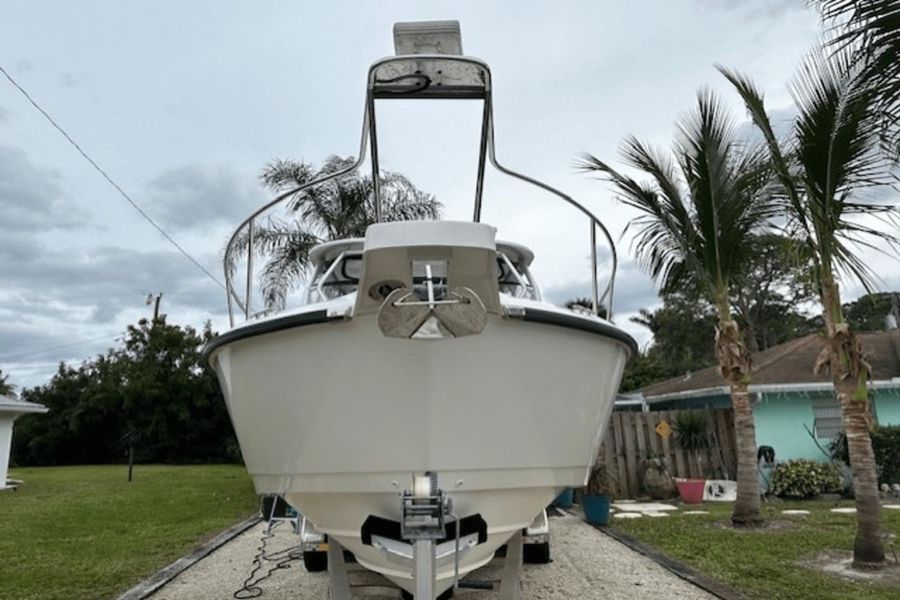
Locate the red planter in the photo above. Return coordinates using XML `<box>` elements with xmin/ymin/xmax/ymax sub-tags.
<box><xmin>675</xmin><ymin>479</ymin><xmax>706</xmax><ymax>504</ymax></box>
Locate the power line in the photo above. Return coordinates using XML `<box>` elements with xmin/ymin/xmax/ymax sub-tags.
<box><xmin>0</xmin><ymin>333</ymin><xmax>121</xmax><ymax>363</ymax></box>
<box><xmin>0</xmin><ymin>64</ymin><xmax>226</xmax><ymax>290</ymax></box>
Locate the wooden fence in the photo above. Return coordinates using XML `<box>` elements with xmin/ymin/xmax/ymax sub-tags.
<box><xmin>598</xmin><ymin>408</ymin><xmax>737</xmax><ymax>500</ymax></box>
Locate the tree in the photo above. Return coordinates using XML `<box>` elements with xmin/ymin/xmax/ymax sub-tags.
<box><xmin>0</xmin><ymin>369</ymin><xmax>16</xmax><ymax>398</ymax></box>
<box><xmin>620</xmin><ymin>353</ymin><xmax>678</xmax><ymax>393</ymax></box>
<box><xmin>13</xmin><ymin>361</ymin><xmax>121</xmax><ymax>466</ymax></box>
<box><xmin>844</xmin><ymin>291</ymin><xmax>900</xmax><ymax>331</ymax></box>
<box><xmin>622</xmin><ymin>237</ymin><xmax>818</xmax><ymax>392</ymax></box>
<box><xmin>631</xmin><ymin>291</ymin><xmax>718</xmax><ymax>377</ymax></box>
<box><xmin>116</xmin><ymin>318</ymin><xmax>238</xmax><ymax>464</ymax></box>
<box><xmin>12</xmin><ymin>318</ymin><xmax>239</xmax><ymax>467</ymax></box>
<box><xmin>580</xmin><ymin>90</ymin><xmax>773</xmax><ymax>525</ymax></box>
<box><xmin>730</xmin><ymin>234</ymin><xmax>819</xmax><ymax>352</ymax></box>
<box><xmin>229</xmin><ymin>155</ymin><xmax>441</xmax><ymax>309</ymax></box>
<box><xmin>816</xmin><ymin>0</ymin><xmax>900</xmax><ymax>158</ymax></box>
<box><xmin>722</xmin><ymin>46</ymin><xmax>899</xmax><ymax>565</ymax></box>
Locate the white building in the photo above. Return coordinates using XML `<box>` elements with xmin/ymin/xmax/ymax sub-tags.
<box><xmin>0</xmin><ymin>394</ymin><xmax>47</xmax><ymax>489</ymax></box>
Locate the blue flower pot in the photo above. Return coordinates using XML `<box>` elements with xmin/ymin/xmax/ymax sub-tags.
<box><xmin>554</xmin><ymin>488</ymin><xmax>574</xmax><ymax>508</ymax></box>
<box><xmin>582</xmin><ymin>494</ymin><xmax>610</xmax><ymax>525</ymax></box>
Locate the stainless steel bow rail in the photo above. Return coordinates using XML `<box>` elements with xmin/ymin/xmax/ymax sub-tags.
<box><xmin>223</xmin><ymin>22</ymin><xmax>619</xmax><ymax>326</ymax></box>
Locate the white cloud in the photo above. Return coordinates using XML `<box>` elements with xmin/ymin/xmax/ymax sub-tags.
<box><xmin>145</xmin><ymin>164</ymin><xmax>260</xmax><ymax>232</ymax></box>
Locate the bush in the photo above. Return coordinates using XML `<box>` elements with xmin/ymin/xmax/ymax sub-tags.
<box><xmin>871</xmin><ymin>425</ymin><xmax>900</xmax><ymax>485</ymax></box>
<box><xmin>828</xmin><ymin>426</ymin><xmax>900</xmax><ymax>486</ymax></box>
<box><xmin>771</xmin><ymin>459</ymin><xmax>843</xmax><ymax>499</ymax></box>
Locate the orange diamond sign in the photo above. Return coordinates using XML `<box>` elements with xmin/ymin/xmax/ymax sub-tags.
<box><xmin>655</xmin><ymin>420</ymin><xmax>672</xmax><ymax>439</ymax></box>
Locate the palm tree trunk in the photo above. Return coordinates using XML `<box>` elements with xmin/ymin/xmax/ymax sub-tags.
<box><xmin>838</xmin><ymin>376</ymin><xmax>885</xmax><ymax>566</ymax></box>
<box><xmin>715</xmin><ymin>318</ymin><xmax>763</xmax><ymax>526</ymax></box>
<box><xmin>819</xmin><ymin>278</ymin><xmax>885</xmax><ymax>566</ymax></box>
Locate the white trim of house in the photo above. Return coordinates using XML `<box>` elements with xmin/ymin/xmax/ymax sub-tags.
<box><xmin>1</xmin><ymin>394</ymin><xmax>47</xmax><ymax>490</ymax></box>
<box><xmin>0</xmin><ymin>396</ymin><xmax>48</xmax><ymax>415</ymax></box>
<box><xmin>636</xmin><ymin>379</ymin><xmax>900</xmax><ymax>404</ymax></box>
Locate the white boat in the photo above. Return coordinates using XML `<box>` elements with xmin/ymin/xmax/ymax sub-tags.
<box><xmin>205</xmin><ymin>21</ymin><xmax>635</xmax><ymax>599</ymax></box>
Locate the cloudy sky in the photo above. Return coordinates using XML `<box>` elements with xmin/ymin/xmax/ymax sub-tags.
<box><xmin>1</xmin><ymin>1</ymin><xmax>897</xmax><ymax>389</ymax></box>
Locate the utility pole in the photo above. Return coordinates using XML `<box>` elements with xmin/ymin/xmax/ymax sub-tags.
<box><xmin>128</xmin><ymin>443</ymin><xmax>135</xmax><ymax>483</ymax></box>
<box><xmin>128</xmin><ymin>291</ymin><xmax>162</xmax><ymax>483</ymax></box>
<box><xmin>146</xmin><ymin>292</ymin><xmax>163</xmax><ymax>323</ymax></box>
<box><xmin>124</xmin><ymin>428</ymin><xmax>138</xmax><ymax>483</ymax></box>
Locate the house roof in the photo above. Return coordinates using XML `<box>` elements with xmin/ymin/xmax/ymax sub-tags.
<box><xmin>0</xmin><ymin>394</ymin><xmax>48</xmax><ymax>415</ymax></box>
<box><xmin>639</xmin><ymin>329</ymin><xmax>900</xmax><ymax>401</ymax></box>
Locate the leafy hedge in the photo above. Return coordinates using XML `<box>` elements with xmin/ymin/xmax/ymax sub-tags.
<box><xmin>771</xmin><ymin>459</ymin><xmax>843</xmax><ymax>498</ymax></box>
<box><xmin>12</xmin><ymin>318</ymin><xmax>241</xmax><ymax>466</ymax></box>
<box><xmin>872</xmin><ymin>425</ymin><xmax>900</xmax><ymax>485</ymax></box>
<box><xmin>829</xmin><ymin>425</ymin><xmax>900</xmax><ymax>485</ymax></box>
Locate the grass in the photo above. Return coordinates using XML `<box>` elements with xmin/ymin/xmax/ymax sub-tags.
<box><xmin>0</xmin><ymin>464</ymin><xmax>257</xmax><ymax>600</ymax></box>
<box><xmin>611</xmin><ymin>499</ymin><xmax>900</xmax><ymax>600</ymax></box>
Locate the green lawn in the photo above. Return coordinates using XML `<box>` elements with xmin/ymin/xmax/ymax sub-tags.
<box><xmin>0</xmin><ymin>465</ymin><xmax>257</xmax><ymax>600</ymax></box>
<box><xmin>611</xmin><ymin>500</ymin><xmax>900</xmax><ymax>600</ymax></box>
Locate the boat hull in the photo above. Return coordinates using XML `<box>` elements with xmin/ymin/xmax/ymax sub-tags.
<box><xmin>210</xmin><ymin>308</ymin><xmax>628</xmax><ymax>593</ymax></box>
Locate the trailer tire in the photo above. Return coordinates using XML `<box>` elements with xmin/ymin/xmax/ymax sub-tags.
<box><xmin>523</xmin><ymin>542</ymin><xmax>550</xmax><ymax>564</ymax></box>
<box><xmin>303</xmin><ymin>550</ymin><xmax>328</xmax><ymax>572</ymax></box>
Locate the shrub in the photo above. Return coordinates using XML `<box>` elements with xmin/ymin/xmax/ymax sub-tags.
<box><xmin>771</xmin><ymin>459</ymin><xmax>843</xmax><ymax>499</ymax></box>
<box><xmin>587</xmin><ymin>448</ymin><xmax>616</xmax><ymax>497</ymax></box>
<box><xmin>828</xmin><ymin>425</ymin><xmax>900</xmax><ymax>485</ymax></box>
<box><xmin>871</xmin><ymin>425</ymin><xmax>900</xmax><ymax>485</ymax></box>
<box><xmin>674</xmin><ymin>411</ymin><xmax>711</xmax><ymax>476</ymax></box>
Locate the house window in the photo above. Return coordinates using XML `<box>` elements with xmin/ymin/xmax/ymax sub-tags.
<box><xmin>811</xmin><ymin>394</ymin><xmax>842</xmax><ymax>439</ymax></box>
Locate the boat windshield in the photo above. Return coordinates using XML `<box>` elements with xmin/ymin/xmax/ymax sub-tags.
<box><xmin>306</xmin><ymin>252</ymin><xmax>363</xmax><ymax>304</ymax></box>
<box><xmin>304</xmin><ymin>248</ymin><xmax>539</xmax><ymax>305</ymax></box>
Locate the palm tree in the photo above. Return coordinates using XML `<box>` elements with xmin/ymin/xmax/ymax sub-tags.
<box><xmin>228</xmin><ymin>155</ymin><xmax>441</xmax><ymax>309</ymax></box>
<box><xmin>816</xmin><ymin>0</ymin><xmax>900</xmax><ymax>158</ymax></box>
<box><xmin>721</xmin><ymin>46</ymin><xmax>898</xmax><ymax>565</ymax></box>
<box><xmin>0</xmin><ymin>369</ymin><xmax>16</xmax><ymax>398</ymax></box>
<box><xmin>580</xmin><ymin>90</ymin><xmax>774</xmax><ymax>526</ymax></box>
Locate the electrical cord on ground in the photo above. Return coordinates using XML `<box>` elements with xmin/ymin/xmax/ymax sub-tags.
<box><xmin>233</xmin><ymin>521</ymin><xmax>304</xmax><ymax>599</ymax></box>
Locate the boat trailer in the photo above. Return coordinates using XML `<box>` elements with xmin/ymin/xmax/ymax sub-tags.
<box><xmin>318</xmin><ymin>472</ymin><xmax>532</xmax><ymax>599</ymax></box>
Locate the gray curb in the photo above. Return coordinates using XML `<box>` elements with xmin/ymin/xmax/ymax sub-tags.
<box><xmin>596</xmin><ymin>524</ymin><xmax>747</xmax><ymax>600</ymax></box>
<box><xmin>117</xmin><ymin>516</ymin><xmax>262</xmax><ymax>600</ymax></box>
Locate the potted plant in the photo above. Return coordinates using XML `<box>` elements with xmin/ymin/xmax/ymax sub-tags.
<box><xmin>674</xmin><ymin>412</ymin><xmax>711</xmax><ymax>504</ymax></box>
<box><xmin>553</xmin><ymin>487</ymin><xmax>575</xmax><ymax>508</ymax></box>
<box><xmin>639</xmin><ymin>454</ymin><xmax>676</xmax><ymax>500</ymax></box>
<box><xmin>583</xmin><ymin>457</ymin><xmax>614</xmax><ymax>525</ymax></box>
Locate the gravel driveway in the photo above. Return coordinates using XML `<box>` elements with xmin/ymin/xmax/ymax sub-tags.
<box><xmin>150</xmin><ymin>513</ymin><xmax>716</xmax><ymax>599</ymax></box>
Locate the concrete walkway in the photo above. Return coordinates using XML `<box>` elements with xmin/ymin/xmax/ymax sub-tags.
<box><xmin>150</xmin><ymin>513</ymin><xmax>716</xmax><ymax>599</ymax></box>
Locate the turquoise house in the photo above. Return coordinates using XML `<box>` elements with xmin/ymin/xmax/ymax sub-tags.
<box><xmin>632</xmin><ymin>330</ymin><xmax>900</xmax><ymax>462</ymax></box>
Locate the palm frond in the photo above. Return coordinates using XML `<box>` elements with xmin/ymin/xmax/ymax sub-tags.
<box><xmin>579</xmin><ymin>90</ymin><xmax>776</xmax><ymax>305</ymax></box>
<box><xmin>260</xmin><ymin>159</ymin><xmax>316</xmax><ymax>192</ymax></box>
<box><xmin>259</xmin><ymin>230</ymin><xmax>320</xmax><ymax>310</ymax></box>
<box><xmin>229</xmin><ymin>156</ymin><xmax>441</xmax><ymax>308</ymax></box>
<box><xmin>717</xmin><ymin>65</ymin><xmax>812</xmax><ymax>235</ymax></box>
<box><xmin>225</xmin><ymin>217</ymin><xmax>323</xmax><ymax>308</ymax></box>
<box><xmin>789</xmin><ymin>45</ymin><xmax>896</xmax><ymax>288</ymax></box>
<box><xmin>816</xmin><ymin>0</ymin><xmax>900</xmax><ymax>157</ymax></box>
<box><xmin>578</xmin><ymin>152</ymin><xmax>695</xmax><ymax>292</ymax></box>
<box><xmin>724</xmin><ymin>42</ymin><xmax>899</xmax><ymax>292</ymax></box>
